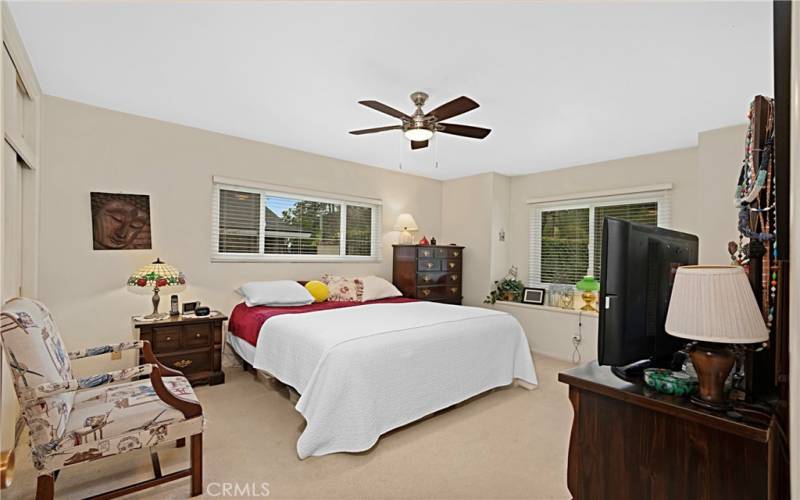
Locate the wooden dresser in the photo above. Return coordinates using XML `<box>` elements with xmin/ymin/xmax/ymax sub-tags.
<box><xmin>392</xmin><ymin>244</ymin><xmax>464</xmax><ymax>305</ymax></box>
<box><xmin>133</xmin><ymin>312</ymin><xmax>227</xmax><ymax>386</ymax></box>
<box><xmin>559</xmin><ymin>362</ymin><xmax>771</xmax><ymax>500</ymax></box>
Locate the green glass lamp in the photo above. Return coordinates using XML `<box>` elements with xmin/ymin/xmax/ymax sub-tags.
<box><xmin>575</xmin><ymin>275</ymin><xmax>600</xmax><ymax>312</ymax></box>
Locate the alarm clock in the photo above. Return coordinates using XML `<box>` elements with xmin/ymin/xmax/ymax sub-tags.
<box><xmin>195</xmin><ymin>306</ymin><xmax>211</xmax><ymax>317</ymax></box>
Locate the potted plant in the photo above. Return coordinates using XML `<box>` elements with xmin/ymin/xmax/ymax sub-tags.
<box><xmin>485</xmin><ymin>266</ymin><xmax>525</xmax><ymax>304</ymax></box>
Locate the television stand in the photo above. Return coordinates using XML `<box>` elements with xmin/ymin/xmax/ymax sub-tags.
<box><xmin>559</xmin><ymin>362</ymin><xmax>771</xmax><ymax>499</ymax></box>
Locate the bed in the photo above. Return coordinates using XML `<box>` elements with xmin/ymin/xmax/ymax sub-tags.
<box><xmin>227</xmin><ymin>298</ymin><xmax>538</xmax><ymax>459</ymax></box>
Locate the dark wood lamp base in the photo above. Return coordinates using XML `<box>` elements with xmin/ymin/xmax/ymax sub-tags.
<box><xmin>689</xmin><ymin>343</ymin><xmax>735</xmax><ymax>411</ymax></box>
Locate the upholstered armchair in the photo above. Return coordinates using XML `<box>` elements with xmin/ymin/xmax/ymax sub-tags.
<box><xmin>0</xmin><ymin>297</ymin><xmax>205</xmax><ymax>499</ymax></box>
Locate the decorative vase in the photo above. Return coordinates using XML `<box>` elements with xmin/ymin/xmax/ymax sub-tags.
<box><xmin>419</xmin><ymin>236</ymin><xmax>429</xmax><ymax>245</ymax></box>
<box><xmin>559</xmin><ymin>292</ymin><xmax>574</xmax><ymax>310</ymax></box>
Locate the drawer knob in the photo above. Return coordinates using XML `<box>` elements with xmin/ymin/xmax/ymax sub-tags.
<box><xmin>449</xmin><ymin>262</ymin><xmax>455</xmax><ymax>269</ymax></box>
<box><xmin>424</xmin><ymin>276</ymin><xmax>431</xmax><ymax>282</ymax></box>
<box><xmin>174</xmin><ymin>359</ymin><xmax>192</xmax><ymax>369</ymax></box>
<box><xmin>451</xmin><ymin>274</ymin><xmax>458</xmax><ymax>281</ymax></box>
<box><xmin>196</xmin><ymin>333</ymin><xmax>201</xmax><ymax>338</ymax></box>
<box><xmin>453</xmin><ymin>252</ymin><xmax>460</xmax><ymax>257</ymax></box>
<box><xmin>450</xmin><ymin>287</ymin><xmax>458</xmax><ymax>294</ymax></box>
<box><xmin>427</xmin><ymin>262</ymin><xmax>433</xmax><ymax>268</ymax></box>
<box><xmin>165</xmin><ymin>337</ymin><xmax>172</xmax><ymax>341</ymax></box>
<box><xmin>422</xmin><ymin>289</ymin><xmax>431</xmax><ymax>297</ymax></box>
<box><xmin>423</xmin><ymin>251</ymin><xmax>430</xmax><ymax>257</ymax></box>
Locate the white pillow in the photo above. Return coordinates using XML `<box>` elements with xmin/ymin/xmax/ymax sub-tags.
<box><xmin>360</xmin><ymin>275</ymin><xmax>402</xmax><ymax>302</ymax></box>
<box><xmin>238</xmin><ymin>280</ymin><xmax>314</xmax><ymax>307</ymax></box>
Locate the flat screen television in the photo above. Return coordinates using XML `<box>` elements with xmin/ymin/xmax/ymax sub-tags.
<box><xmin>598</xmin><ymin>217</ymin><xmax>698</xmax><ymax>379</ymax></box>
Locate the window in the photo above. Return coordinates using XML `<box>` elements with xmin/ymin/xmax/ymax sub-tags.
<box><xmin>212</xmin><ymin>178</ymin><xmax>382</xmax><ymax>261</ymax></box>
<box><xmin>529</xmin><ymin>189</ymin><xmax>669</xmax><ymax>286</ymax></box>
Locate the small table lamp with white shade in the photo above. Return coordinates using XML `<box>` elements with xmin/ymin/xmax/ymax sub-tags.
<box><xmin>394</xmin><ymin>213</ymin><xmax>419</xmax><ymax>245</ymax></box>
<box><xmin>665</xmin><ymin>265</ymin><xmax>768</xmax><ymax>410</ymax></box>
<box><xmin>127</xmin><ymin>258</ymin><xmax>186</xmax><ymax>319</ymax></box>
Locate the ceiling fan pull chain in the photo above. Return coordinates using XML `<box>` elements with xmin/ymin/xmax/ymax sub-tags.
<box><xmin>398</xmin><ymin>132</ymin><xmax>404</xmax><ymax>170</ymax></box>
<box><xmin>434</xmin><ymin>134</ymin><xmax>440</xmax><ymax>168</ymax></box>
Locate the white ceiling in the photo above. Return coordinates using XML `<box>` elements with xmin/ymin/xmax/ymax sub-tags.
<box><xmin>9</xmin><ymin>1</ymin><xmax>773</xmax><ymax>180</ymax></box>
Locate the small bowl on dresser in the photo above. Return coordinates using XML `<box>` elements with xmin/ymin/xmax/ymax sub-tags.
<box><xmin>643</xmin><ymin>368</ymin><xmax>698</xmax><ymax>396</ymax></box>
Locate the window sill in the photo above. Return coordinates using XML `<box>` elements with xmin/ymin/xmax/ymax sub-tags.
<box><xmin>492</xmin><ymin>300</ymin><xmax>598</xmax><ymax>317</ymax></box>
<box><xmin>210</xmin><ymin>255</ymin><xmax>382</xmax><ymax>264</ymax></box>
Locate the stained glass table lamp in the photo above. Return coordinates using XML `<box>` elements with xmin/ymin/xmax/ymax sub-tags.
<box><xmin>127</xmin><ymin>258</ymin><xmax>186</xmax><ymax>319</ymax></box>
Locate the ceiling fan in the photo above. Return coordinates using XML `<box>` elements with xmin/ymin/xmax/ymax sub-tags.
<box><xmin>349</xmin><ymin>91</ymin><xmax>491</xmax><ymax>150</ymax></box>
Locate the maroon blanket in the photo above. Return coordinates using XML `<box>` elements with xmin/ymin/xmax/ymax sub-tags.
<box><xmin>229</xmin><ymin>297</ymin><xmax>416</xmax><ymax>346</ymax></box>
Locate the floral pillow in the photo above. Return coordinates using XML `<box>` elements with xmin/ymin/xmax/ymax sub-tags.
<box><xmin>322</xmin><ymin>275</ymin><xmax>364</xmax><ymax>302</ymax></box>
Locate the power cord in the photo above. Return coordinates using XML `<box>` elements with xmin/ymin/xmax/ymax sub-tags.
<box><xmin>571</xmin><ymin>310</ymin><xmax>583</xmax><ymax>363</ymax></box>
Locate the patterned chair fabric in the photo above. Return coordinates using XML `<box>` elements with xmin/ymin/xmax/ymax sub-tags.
<box><xmin>43</xmin><ymin>377</ymin><xmax>203</xmax><ymax>472</ymax></box>
<box><xmin>1</xmin><ymin>298</ymin><xmax>204</xmax><ymax>473</ymax></box>
<box><xmin>1</xmin><ymin>298</ymin><xmax>75</xmax><ymax>464</ymax></box>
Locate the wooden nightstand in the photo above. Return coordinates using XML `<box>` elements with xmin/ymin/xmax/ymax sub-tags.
<box><xmin>133</xmin><ymin>312</ymin><xmax>227</xmax><ymax>386</ymax></box>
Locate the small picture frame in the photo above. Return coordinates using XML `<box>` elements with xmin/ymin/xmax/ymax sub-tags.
<box><xmin>522</xmin><ymin>287</ymin><xmax>546</xmax><ymax>305</ymax></box>
<box><xmin>182</xmin><ymin>301</ymin><xmax>200</xmax><ymax>315</ymax></box>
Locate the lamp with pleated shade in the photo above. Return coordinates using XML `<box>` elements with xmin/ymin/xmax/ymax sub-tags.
<box><xmin>665</xmin><ymin>265</ymin><xmax>768</xmax><ymax>410</ymax></box>
<box><xmin>127</xmin><ymin>258</ymin><xmax>186</xmax><ymax>319</ymax></box>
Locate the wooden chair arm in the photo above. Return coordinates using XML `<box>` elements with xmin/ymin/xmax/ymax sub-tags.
<box><xmin>68</xmin><ymin>340</ymin><xmax>145</xmax><ymax>360</ymax></box>
<box><xmin>21</xmin><ymin>364</ymin><xmax>154</xmax><ymax>402</ymax></box>
<box><xmin>149</xmin><ymin>365</ymin><xmax>203</xmax><ymax>419</ymax></box>
<box><xmin>141</xmin><ymin>340</ymin><xmax>184</xmax><ymax>377</ymax></box>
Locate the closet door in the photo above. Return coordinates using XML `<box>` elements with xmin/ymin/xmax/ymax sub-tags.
<box><xmin>2</xmin><ymin>142</ymin><xmax>22</xmax><ymax>301</ymax></box>
<box><xmin>2</xmin><ymin>46</ymin><xmax>36</xmax><ymax>167</ymax></box>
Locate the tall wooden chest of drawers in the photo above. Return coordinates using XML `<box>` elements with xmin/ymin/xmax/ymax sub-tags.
<box><xmin>392</xmin><ymin>244</ymin><xmax>464</xmax><ymax>305</ymax></box>
<box><xmin>133</xmin><ymin>312</ymin><xmax>227</xmax><ymax>386</ymax></box>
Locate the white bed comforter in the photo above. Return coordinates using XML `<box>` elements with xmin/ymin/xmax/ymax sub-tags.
<box><xmin>250</xmin><ymin>301</ymin><xmax>537</xmax><ymax>459</ymax></box>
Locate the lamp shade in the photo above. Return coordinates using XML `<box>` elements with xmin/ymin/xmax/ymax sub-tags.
<box><xmin>126</xmin><ymin>258</ymin><xmax>186</xmax><ymax>294</ymax></box>
<box><xmin>575</xmin><ymin>275</ymin><xmax>600</xmax><ymax>292</ymax></box>
<box><xmin>665</xmin><ymin>265</ymin><xmax>768</xmax><ymax>344</ymax></box>
<box><xmin>393</xmin><ymin>213</ymin><xmax>419</xmax><ymax>232</ymax></box>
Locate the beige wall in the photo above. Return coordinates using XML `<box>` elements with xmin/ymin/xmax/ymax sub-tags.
<box><xmin>499</xmin><ymin>125</ymin><xmax>746</xmax><ymax>361</ymax></box>
<box><xmin>441</xmin><ymin>173</ymin><xmax>493</xmax><ymax>306</ymax></box>
<box><xmin>39</xmin><ymin>96</ymin><xmax>443</xmax><ymax>376</ymax></box>
<box><xmin>508</xmin><ymin>125</ymin><xmax>746</xmax><ymax>276</ymax></box>
<box><xmin>489</xmin><ymin>173</ymin><xmax>511</xmax><ymax>283</ymax></box>
<box><xmin>695</xmin><ymin>125</ymin><xmax>750</xmax><ymax>264</ymax></box>
<box><xmin>440</xmin><ymin>172</ymin><xmax>511</xmax><ymax>306</ymax></box>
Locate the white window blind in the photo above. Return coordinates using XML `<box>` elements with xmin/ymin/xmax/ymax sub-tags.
<box><xmin>211</xmin><ymin>179</ymin><xmax>382</xmax><ymax>262</ymax></box>
<box><xmin>529</xmin><ymin>189</ymin><xmax>671</xmax><ymax>286</ymax></box>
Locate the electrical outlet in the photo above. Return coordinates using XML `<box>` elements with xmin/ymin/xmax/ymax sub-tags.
<box><xmin>111</xmin><ymin>351</ymin><xmax>122</xmax><ymax>361</ymax></box>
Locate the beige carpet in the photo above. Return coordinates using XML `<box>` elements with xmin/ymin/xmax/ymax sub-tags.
<box><xmin>3</xmin><ymin>354</ymin><xmax>574</xmax><ymax>500</ymax></box>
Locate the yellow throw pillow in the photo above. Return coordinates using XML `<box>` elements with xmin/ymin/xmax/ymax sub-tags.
<box><xmin>305</xmin><ymin>280</ymin><xmax>329</xmax><ymax>303</ymax></box>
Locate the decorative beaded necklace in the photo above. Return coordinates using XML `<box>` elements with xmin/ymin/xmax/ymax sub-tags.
<box><xmin>732</xmin><ymin>96</ymin><xmax>776</xmax><ymax>328</ymax></box>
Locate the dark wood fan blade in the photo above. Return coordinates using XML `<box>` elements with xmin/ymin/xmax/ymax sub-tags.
<box><xmin>425</xmin><ymin>96</ymin><xmax>479</xmax><ymax>121</ymax></box>
<box><xmin>439</xmin><ymin>123</ymin><xmax>491</xmax><ymax>139</ymax></box>
<box><xmin>349</xmin><ymin>125</ymin><xmax>402</xmax><ymax>135</ymax></box>
<box><xmin>410</xmin><ymin>140</ymin><xmax>429</xmax><ymax>150</ymax></box>
<box><xmin>358</xmin><ymin>100</ymin><xmax>411</xmax><ymax>120</ymax></box>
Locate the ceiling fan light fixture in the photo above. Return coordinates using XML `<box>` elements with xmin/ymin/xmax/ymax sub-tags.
<box><xmin>404</xmin><ymin>127</ymin><xmax>434</xmax><ymax>142</ymax></box>
<box><xmin>351</xmin><ymin>92</ymin><xmax>490</xmax><ymax>152</ymax></box>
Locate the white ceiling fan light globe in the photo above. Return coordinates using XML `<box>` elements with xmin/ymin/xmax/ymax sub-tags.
<box><xmin>404</xmin><ymin>128</ymin><xmax>434</xmax><ymax>142</ymax></box>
